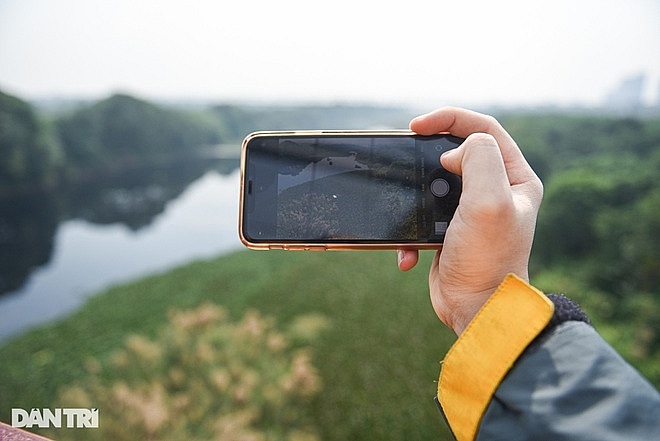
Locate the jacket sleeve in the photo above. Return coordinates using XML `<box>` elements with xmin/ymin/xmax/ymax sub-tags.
<box><xmin>435</xmin><ymin>274</ymin><xmax>660</xmax><ymax>441</ymax></box>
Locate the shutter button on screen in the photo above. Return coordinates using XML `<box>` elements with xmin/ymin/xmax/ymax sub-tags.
<box><xmin>430</xmin><ymin>178</ymin><xmax>450</xmax><ymax>197</ymax></box>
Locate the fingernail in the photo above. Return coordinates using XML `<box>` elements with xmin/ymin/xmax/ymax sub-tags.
<box><xmin>397</xmin><ymin>250</ymin><xmax>404</xmax><ymax>265</ymax></box>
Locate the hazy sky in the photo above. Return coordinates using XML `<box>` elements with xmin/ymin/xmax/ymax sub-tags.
<box><xmin>1</xmin><ymin>0</ymin><xmax>659</xmax><ymax>108</ymax></box>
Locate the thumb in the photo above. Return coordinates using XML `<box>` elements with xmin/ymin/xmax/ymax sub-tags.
<box><xmin>440</xmin><ymin>143</ymin><xmax>464</xmax><ymax>176</ymax></box>
<box><xmin>441</xmin><ymin>133</ymin><xmax>511</xmax><ymax>207</ymax></box>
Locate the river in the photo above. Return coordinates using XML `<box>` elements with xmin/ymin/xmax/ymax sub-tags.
<box><xmin>0</xmin><ymin>158</ymin><xmax>243</xmax><ymax>342</ymax></box>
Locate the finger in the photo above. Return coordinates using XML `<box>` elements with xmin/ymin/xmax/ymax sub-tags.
<box><xmin>444</xmin><ymin>133</ymin><xmax>513</xmax><ymax>221</ymax></box>
<box><xmin>410</xmin><ymin>107</ymin><xmax>536</xmax><ymax>186</ymax></box>
<box><xmin>410</xmin><ymin>107</ymin><xmax>509</xmax><ymax>141</ymax></box>
<box><xmin>440</xmin><ymin>133</ymin><xmax>503</xmax><ymax>175</ymax></box>
<box><xmin>397</xmin><ymin>249</ymin><xmax>419</xmax><ymax>271</ymax></box>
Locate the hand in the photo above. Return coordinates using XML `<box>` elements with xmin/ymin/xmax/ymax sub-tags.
<box><xmin>398</xmin><ymin>107</ymin><xmax>543</xmax><ymax>335</ymax></box>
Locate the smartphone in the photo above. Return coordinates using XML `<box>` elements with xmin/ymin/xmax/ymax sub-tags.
<box><xmin>239</xmin><ymin>130</ymin><xmax>463</xmax><ymax>250</ymax></box>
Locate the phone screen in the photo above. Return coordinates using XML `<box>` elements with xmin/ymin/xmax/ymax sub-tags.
<box><xmin>240</xmin><ymin>132</ymin><xmax>463</xmax><ymax>248</ymax></box>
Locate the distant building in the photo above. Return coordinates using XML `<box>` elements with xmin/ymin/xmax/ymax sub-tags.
<box><xmin>604</xmin><ymin>74</ymin><xmax>646</xmax><ymax>110</ymax></box>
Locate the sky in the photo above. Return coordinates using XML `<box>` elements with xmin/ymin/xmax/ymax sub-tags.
<box><xmin>0</xmin><ymin>0</ymin><xmax>659</xmax><ymax>108</ymax></box>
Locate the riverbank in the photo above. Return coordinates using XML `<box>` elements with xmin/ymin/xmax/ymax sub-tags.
<box><xmin>0</xmin><ymin>249</ymin><xmax>455</xmax><ymax>440</ymax></box>
<box><xmin>0</xmin><ymin>164</ymin><xmax>242</xmax><ymax>340</ymax></box>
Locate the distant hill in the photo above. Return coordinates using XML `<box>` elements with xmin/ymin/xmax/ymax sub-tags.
<box><xmin>0</xmin><ymin>91</ymin><xmax>226</xmax><ymax>190</ymax></box>
<box><xmin>0</xmin><ymin>90</ymin><xmax>414</xmax><ymax>191</ymax></box>
<box><xmin>56</xmin><ymin>93</ymin><xmax>223</xmax><ymax>167</ymax></box>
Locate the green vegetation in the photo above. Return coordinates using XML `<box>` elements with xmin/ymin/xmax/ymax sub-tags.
<box><xmin>500</xmin><ymin>114</ymin><xmax>660</xmax><ymax>384</ymax></box>
<box><xmin>56</xmin><ymin>94</ymin><xmax>222</xmax><ymax>168</ymax></box>
<box><xmin>0</xmin><ymin>91</ymin><xmax>63</xmax><ymax>186</ymax></box>
<box><xmin>1</xmin><ymin>88</ymin><xmax>659</xmax><ymax>439</ymax></box>
<box><xmin>0</xmin><ymin>91</ymin><xmax>223</xmax><ymax>191</ymax></box>
<box><xmin>0</xmin><ymin>251</ymin><xmax>454</xmax><ymax>440</ymax></box>
<box><xmin>47</xmin><ymin>303</ymin><xmax>327</xmax><ymax>441</ymax></box>
<box><xmin>0</xmin><ymin>89</ymin><xmax>412</xmax><ymax>192</ymax></box>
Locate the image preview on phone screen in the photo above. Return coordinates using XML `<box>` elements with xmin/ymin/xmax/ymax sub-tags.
<box><xmin>243</xmin><ymin>134</ymin><xmax>462</xmax><ymax>244</ymax></box>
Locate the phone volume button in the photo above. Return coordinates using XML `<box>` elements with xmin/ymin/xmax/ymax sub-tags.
<box><xmin>284</xmin><ymin>245</ymin><xmax>326</xmax><ymax>251</ymax></box>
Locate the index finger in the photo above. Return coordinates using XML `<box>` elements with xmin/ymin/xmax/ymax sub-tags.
<box><xmin>410</xmin><ymin>106</ymin><xmax>511</xmax><ymax>141</ymax></box>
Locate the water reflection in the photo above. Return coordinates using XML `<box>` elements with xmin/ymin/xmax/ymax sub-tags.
<box><xmin>0</xmin><ymin>192</ymin><xmax>59</xmax><ymax>295</ymax></box>
<box><xmin>0</xmin><ymin>158</ymin><xmax>242</xmax><ymax>341</ymax></box>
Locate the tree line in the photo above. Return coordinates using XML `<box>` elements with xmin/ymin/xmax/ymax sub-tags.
<box><xmin>0</xmin><ymin>90</ymin><xmax>412</xmax><ymax>192</ymax></box>
<box><xmin>499</xmin><ymin>113</ymin><xmax>660</xmax><ymax>379</ymax></box>
<box><xmin>2</xmin><ymin>90</ymin><xmax>659</xmax><ymax>304</ymax></box>
<box><xmin>500</xmin><ymin>113</ymin><xmax>660</xmax><ymax>297</ymax></box>
<box><xmin>0</xmin><ymin>91</ymin><xmax>225</xmax><ymax>190</ymax></box>
<box><xmin>2</xmin><ymin>89</ymin><xmax>659</xmax><ymax>301</ymax></box>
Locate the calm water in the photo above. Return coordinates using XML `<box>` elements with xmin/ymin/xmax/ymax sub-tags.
<box><xmin>0</xmin><ymin>161</ymin><xmax>242</xmax><ymax>341</ymax></box>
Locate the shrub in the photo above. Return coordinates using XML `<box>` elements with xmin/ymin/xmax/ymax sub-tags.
<box><xmin>47</xmin><ymin>303</ymin><xmax>329</xmax><ymax>441</ymax></box>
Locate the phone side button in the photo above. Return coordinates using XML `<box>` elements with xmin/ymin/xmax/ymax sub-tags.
<box><xmin>284</xmin><ymin>245</ymin><xmax>326</xmax><ymax>251</ymax></box>
<box><xmin>269</xmin><ymin>245</ymin><xmax>285</xmax><ymax>250</ymax></box>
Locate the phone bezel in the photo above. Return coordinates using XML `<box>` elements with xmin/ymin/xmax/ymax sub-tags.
<box><xmin>238</xmin><ymin>130</ymin><xmax>461</xmax><ymax>251</ymax></box>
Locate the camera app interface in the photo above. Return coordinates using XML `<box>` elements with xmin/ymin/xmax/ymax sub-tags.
<box><xmin>245</xmin><ymin>134</ymin><xmax>461</xmax><ymax>242</ymax></box>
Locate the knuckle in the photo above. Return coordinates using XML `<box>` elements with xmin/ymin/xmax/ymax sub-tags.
<box><xmin>533</xmin><ymin>175</ymin><xmax>544</xmax><ymax>198</ymax></box>
<box><xmin>476</xmin><ymin>195</ymin><xmax>515</xmax><ymax>221</ymax></box>
<box><xmin>481</xmin><ymin>114</ymin><xmax>501</xmax><ymax>130</ymax></box>
<box><xmin>465</xmin><ymin>132</ymin><xmax>497</xmax><ymax>145</ymax></box>
<box><xmin>525</xmin><ymin>175</ymin><xmax>545</xmax><ymax>207</ymax></box>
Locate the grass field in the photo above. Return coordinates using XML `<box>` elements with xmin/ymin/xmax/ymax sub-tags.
<box><xmin>0</xmin><ymin>250</ymin><xmax>456</xmax><ymax>440</ymax></box>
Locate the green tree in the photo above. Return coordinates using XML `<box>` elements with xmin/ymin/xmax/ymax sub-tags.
<box><xmin>0</xmin><ymin>91</ymin><xmax>61</xmax><ymax>186</ymax></box>
<box><xmin>57</xmin><ymin>94</ymin><xmax>222</xmax><ymax>167</ymax></box>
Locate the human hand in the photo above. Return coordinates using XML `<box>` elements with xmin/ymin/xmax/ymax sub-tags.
<box><xmin>397</xmin><ymin>107</ymin><xmax>543</xmax><ymax>335</ymax></box>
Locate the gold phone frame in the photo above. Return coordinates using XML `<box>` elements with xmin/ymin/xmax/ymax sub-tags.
<box><xmin>238</xmin><ymin>130</ymin><xmax>455</xmax><ymax>251</ymax></box>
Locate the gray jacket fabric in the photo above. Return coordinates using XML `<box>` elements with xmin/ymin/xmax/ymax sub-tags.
<box><xmin>477</xmin><ymin>321</ymin><xmax>660</xmax><ymax>440</ymax></box>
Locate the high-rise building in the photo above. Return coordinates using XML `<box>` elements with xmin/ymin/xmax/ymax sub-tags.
<box><xmin>604</xmin><ymin>74</ymin><xmax>646</xmax><ymax>110</ymax></box>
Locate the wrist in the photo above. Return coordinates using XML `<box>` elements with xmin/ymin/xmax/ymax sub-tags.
<box><xmin>436</xmin><ymin>274</ymin><xmax>554</xmax><ymax>440</ymax></box>
<box><xmin>447</xmin><ymin>289</ymin><xmax>497</xmax><ymax>336</ymax></box>
<box><xmin>440</xmin><ymin>270</ymin><xmax>531</xmax><ymax>336</ymax></box>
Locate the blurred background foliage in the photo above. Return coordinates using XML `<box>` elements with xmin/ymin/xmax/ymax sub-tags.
<box><xmin>1</xmin><ymin>88</ymin><xmax>659</xmax><ymax>439</ymax></box>
<box><xmin>0</xmin><ymin>90</ymin><xmax>412</xmax><ymax>192</ymax></box>
<box><xmin>47</xmin><ymin>303</ymin><xmax>327</xmax><ymax>441</ymax></box>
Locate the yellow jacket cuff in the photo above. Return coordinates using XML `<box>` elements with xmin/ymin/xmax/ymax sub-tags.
<box><xmin>437</xmin><ymin>274</ymin><xmax>554</xmax><ymax>441</ymax></box>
